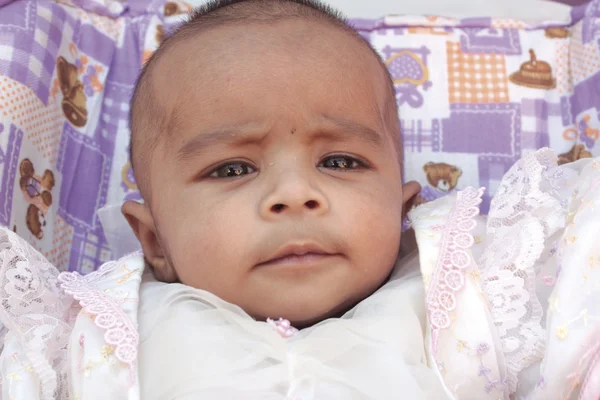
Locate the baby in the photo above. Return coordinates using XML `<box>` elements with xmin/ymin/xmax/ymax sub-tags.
<box><xmin>123</xmin><ymin>0</ymin><xmax>420</xmax><ymax>330</ymax></box>
<box><xmin>1</xmin><ymin>0</ymin><xmax>599</xmax><ymax>399</ymax></box>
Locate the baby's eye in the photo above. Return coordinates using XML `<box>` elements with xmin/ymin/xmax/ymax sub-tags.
<box><xmin>319</xmin><ymin>155</ymin><xmax>364</xmax><ymax>171</ymax></box>
<box><xmin>209</xmin><ymin>162</ymin><xmax>256</xmax><ymax>178</ymax></box>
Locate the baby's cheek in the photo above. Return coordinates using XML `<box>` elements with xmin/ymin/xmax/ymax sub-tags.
<box><xmin>340</xmin><ymin>186</ymin><xmax>402</xmax><ymax>255</ymax></box>
<box><xmin>351</xmin><ymin>182</ymin><xmax>402</xmax><ymax>225</ymax></box>
<box><xmin>171</xmin><ymin>201</ymin><xmax>252</xmax><ymax>286</ymax></box>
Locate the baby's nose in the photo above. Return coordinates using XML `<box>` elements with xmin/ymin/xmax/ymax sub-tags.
<box><xmin>259</xmin><ymin>179</ymin><xmax>329</xmax><ymax>220</ymax></box>
<box><xmin>270</xmin><ymin>199</ymin><xmax>320</xmax><ymax>214</ymax></box>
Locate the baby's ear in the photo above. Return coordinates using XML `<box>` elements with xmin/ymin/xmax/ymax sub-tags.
<box><xmin>121</xmin><ymin>201</ymin><xmax>178</xmax><ymax>283</ymax></box>
<box><xmin>401</xmin><ymin>181</ymin><xmax>422</xmax><ymax>220</ymax></box>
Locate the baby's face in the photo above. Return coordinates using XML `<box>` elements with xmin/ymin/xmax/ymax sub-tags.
<box><xmin>127</xmin><ymin>20</ymin><xmax>416</xmax><ymax>325</ymax></box>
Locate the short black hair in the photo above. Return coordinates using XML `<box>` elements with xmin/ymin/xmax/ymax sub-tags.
<box><xmin>129</xmin><ymin>0</ymin><xmax>399</xmax><ymax>201</ymax></box>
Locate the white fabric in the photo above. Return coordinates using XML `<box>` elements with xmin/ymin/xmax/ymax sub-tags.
<box><xmin>0</xmin><ymin>236</ymin><xmax>143</xmax><ymax>400</ymax></box>
<box><xmin>0</xmin><ymin>149</ymin><xmax>599</xmax><ymax>400</ymax></box>
<box><xmin>0</xmin><ymin>227</ymin><xmax>73</xmax><ymax>400</ymax></box>
<box><xmin>409</xmin><ymin>188</ymin><xmax>509</xmax><ymax>400</ymax></box>
<box><xmin>137</xmin><ymin>251</ymin><xmax>448</xmax><ymax>399</ymax></box>
<box><xmin>529</xmin><ymin>156</ymin><xmax>600</xmax><ymax>400</ymax></box>
<box><xmin>409</xmin><ymin>150</ymin><xmax>600</xmax><ymax>400</ymax></box>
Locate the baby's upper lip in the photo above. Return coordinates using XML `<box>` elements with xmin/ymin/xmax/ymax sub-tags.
<box><xmin>257</xmin><ymin>242</ymin><xmax>335</xmax><ymax>266</ymax></box>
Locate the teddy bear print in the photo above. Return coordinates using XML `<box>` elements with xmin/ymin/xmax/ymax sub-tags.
<box><xmin>19</xmin><ymin>158</ymin><xmax>55</xmax><ymax>240</ymax></box>
<box><xmin>57</xmin><ymin>56</ymin><xmax>88</xmax><ymax>128</ymax></box>
<box><xmin>164</xmin><ymin>0</ymin><xmax>191</xmax><ymax>16</ymax></box>
<box><xmin>164</xmin><ymin>1</ymin><xmax>180</xmax><ymax>16</ymax></box>
<box><xmin>423</xmin><ymin>162</ymin><xmax>463</xmax><ymax>192</ymax></box>
<box><xmin>558</xmin><ymin>144</ymin><xmax>592</xmax><ymax>166</ymax></box>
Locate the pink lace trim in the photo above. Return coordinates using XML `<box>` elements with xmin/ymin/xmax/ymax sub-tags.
<box><xmin>58</xmin><ymin>255</ymin><xmax>140</xmax><ymax>379</ymax></box>
<box><xmin>426</xmin><ymin>187</ymin><xmax>484</xmax><ymax>351</ymax></box>
<box><xmin>267</xmin><ymin>317</ymin><xmax>298</xmax><ymax>338</ymax></box>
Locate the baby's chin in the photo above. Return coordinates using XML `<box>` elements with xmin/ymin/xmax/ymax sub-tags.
<box><xmin>246</xmin><ymin>285</ymin><xmax>380</xmax><ymax>329</ymax></box>
<box><xmin>251</xmin><ymin>304</ymin><xmax>348</xmax><ymax>329</ymax></box>
<box><xmin>230</xmin><ymin>259</ymin><xmax>399</xmax><ymax>328</ymax></box>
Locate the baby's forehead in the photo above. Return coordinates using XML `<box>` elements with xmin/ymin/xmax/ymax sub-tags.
<box><xmin>155</xmin><ymin>19</ymin><xmax>378</xmax><ymax>77</ymax></box>
<box><xmin>151</xmin><ymin>23</ymin><xmax>387</xmax><ymax>120</ymax></box>
<box><xmin>131</xmin><ymin>17</ymin><xmax>401</xmax><ymax>196</ymax></box>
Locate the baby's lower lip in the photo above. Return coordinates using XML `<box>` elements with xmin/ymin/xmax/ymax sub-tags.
<box><xmin>257</xmin><ymin>252</ymin><xmax>338</xmax><ymax>268</ymax></box>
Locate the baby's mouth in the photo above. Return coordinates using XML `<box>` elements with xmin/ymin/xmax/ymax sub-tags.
<box><xmin>255</xmin><ymin>242</ymin><xmax>341</xmax><ymax>269</ymax></box>
<box><xmin>259</xmin><ymin>252</ymin><xmax>332</xmax><ymax>267</ymax></box>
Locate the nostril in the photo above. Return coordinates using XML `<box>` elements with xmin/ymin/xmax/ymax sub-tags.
<box><xmin>305</xmin><ymin>200</ymin><xmax>318</xmax><ymax>209</ymax></box>
<box><xmin>271</xmin><ymin>204</ymin><xmax>286</xmax><ymax>213</ymax></box>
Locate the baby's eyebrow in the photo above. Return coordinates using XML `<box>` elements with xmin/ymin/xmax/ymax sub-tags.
<box><xmin>176</xmin><ymin>117</ymin><xmax>383</xmax><ymax>162</ymax></box>
<box><xmin>318</xmin><ymin>115</ymin><xmax>383</xmax><ymax>149</ymax></box>
<box><xmin>176</xmin><ymin>123</ymin><xmax>265</xmax><ymax>162</ymax></box>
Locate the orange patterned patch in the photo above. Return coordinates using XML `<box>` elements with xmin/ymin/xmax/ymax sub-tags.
<box><xmin>570</xmin><ymin>24</ymin><xmax>600</xmax><ymax>86</ymax></box>
<box><xmin>407</xmin><ymin>17</ymin><xmax>450</xmax><ymax>35</ymax></box>
<box><xmin>491</xmin><ymin>18</ymin><xmax>526</xmax><ymax>29</ymax></box>
<box><xmin>72</xmin><ymin>8</ymin><xmax>123</xmax><ymax>41</ymax></box>
<box><xmin>0</xmin><ymin>76</ymin><xmax>63</xmax><ymax>166</ymax></box>
<box><xmin>446</xmin><ymin>41</ymin><xmax>509</xmax><ymax>104</ymax></box>
<box><xmin>555</xmin><ymin>41</ymin><xmax>571</xmax><ymax>94</ymax></box>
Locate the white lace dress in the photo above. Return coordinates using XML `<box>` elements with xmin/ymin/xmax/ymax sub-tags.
<box><xmin>0</xmin><ymin>149</ymin><xmax>598</xmax><ymax>400</ymax></box>
<box><xmin>410</xmin><ymin>149</ymin><xmax>600</xmax><ymax>400</ymax></box>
